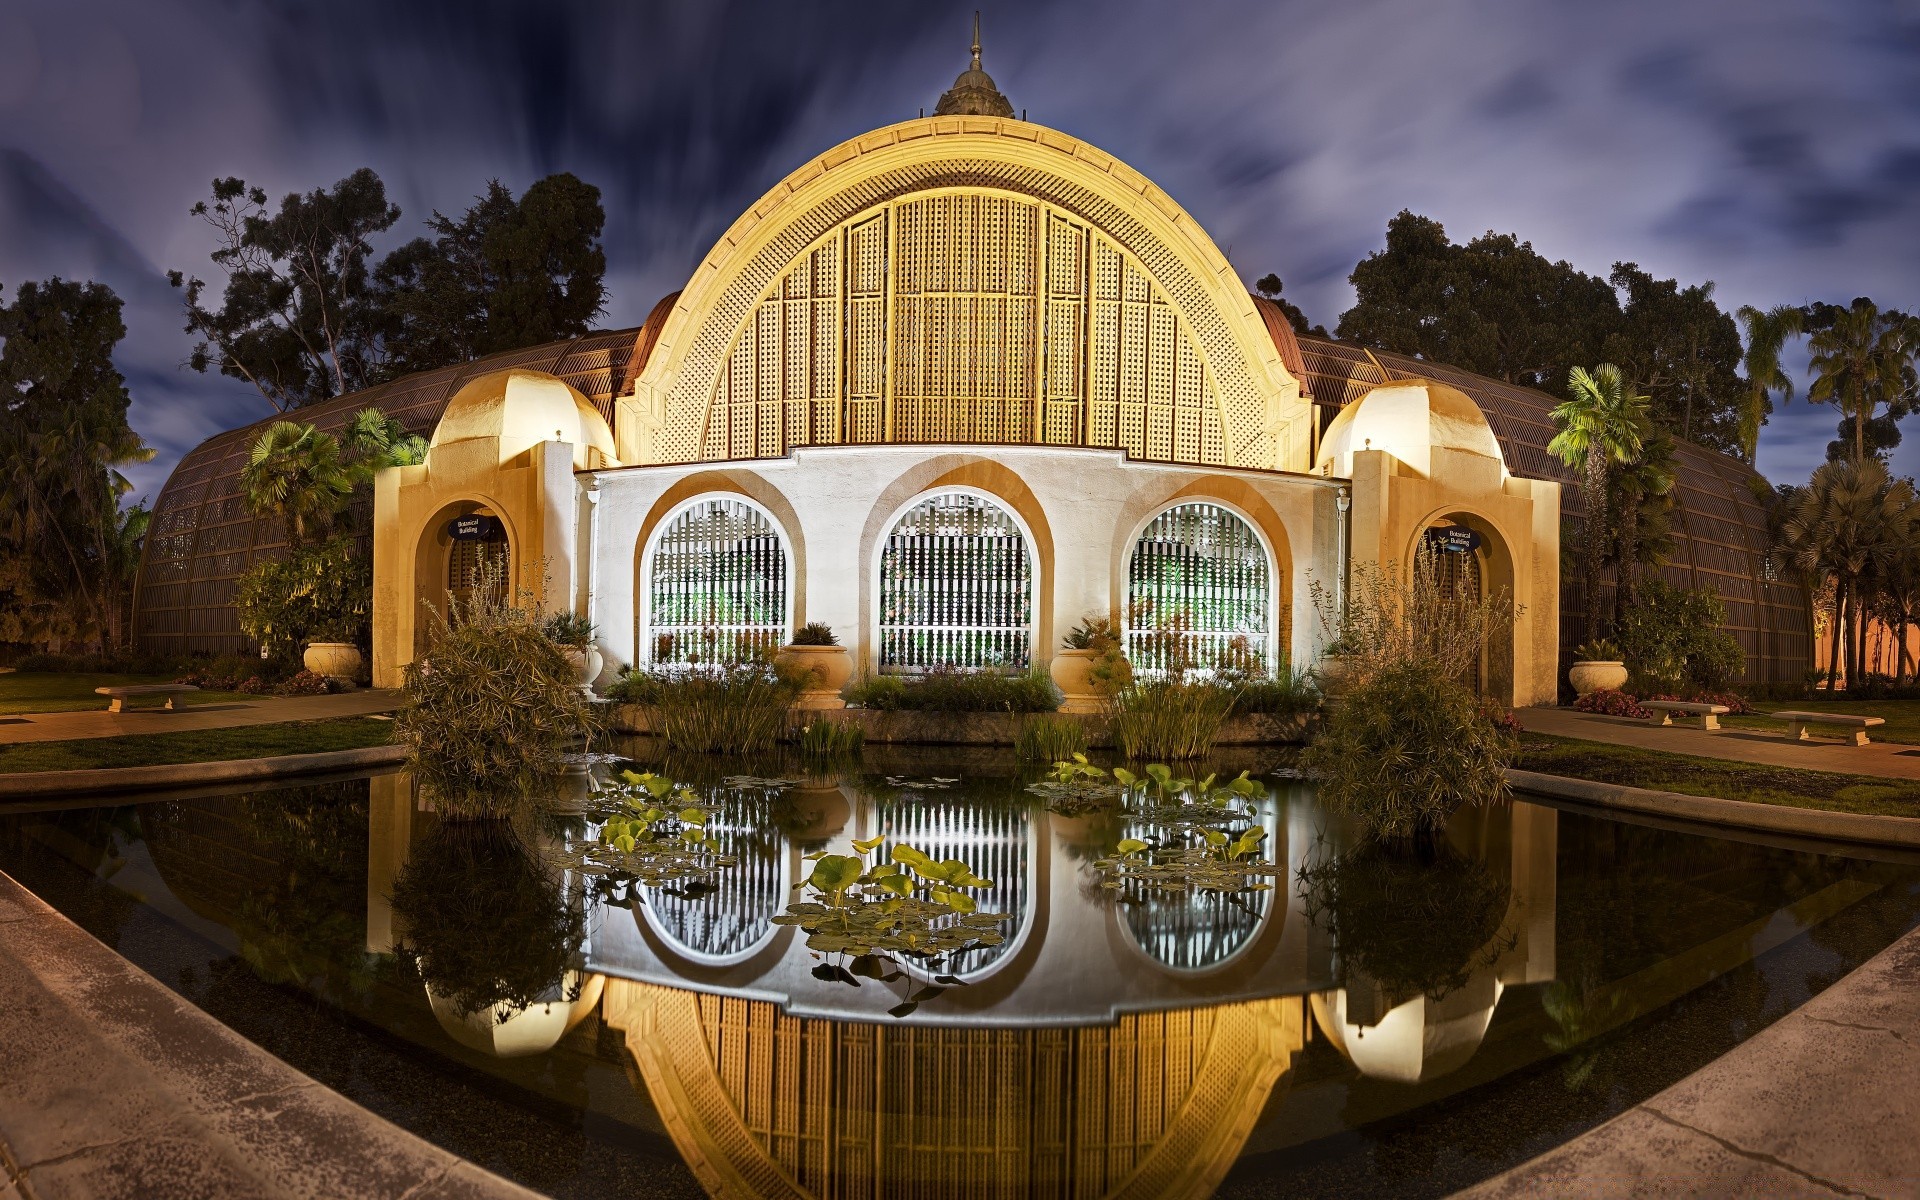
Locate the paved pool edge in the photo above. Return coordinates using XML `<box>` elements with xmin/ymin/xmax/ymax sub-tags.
<box><xmin>1508</xmin><ymin>768</ymin><xmax>1920</xmax><ymax>848</ymax></box>
<box><xmin>1453</xmin><ymin>921</ymin><xmax>1920</xmax><ymax>1198</ymax></box>
<box><xmin>0</xmin><ymin>744</ymin><xmax>407</xmax><ymax>800</ymax></box>
<box><xmin>0</xmin><ymin>868</ymin><xmax>542</xmax><ymax>1200</ymax></box>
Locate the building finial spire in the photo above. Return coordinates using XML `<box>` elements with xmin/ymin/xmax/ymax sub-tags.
<box><xmin>933</xmin><ymin>9</ymin><xmax>1015</xmax><ymax>119</ymax></box>
<box><xmin>971</xmin><ymin>10</ymin><xmax>982</xmax><ymax>71</ymax></box>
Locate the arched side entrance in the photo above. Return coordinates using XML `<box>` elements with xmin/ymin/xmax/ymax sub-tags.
<box><xmin>1124</xmin><ymin>500</ymin><xmax>1276</xmax><ymax>676</ymax></box>
<box><xmin>639</xmin><ymin>495</ymin><xmax>792</xmax><ymax>665</ymax></box>
<box><xmin>1414</xmin><ymin>512</ymin><xmax>1516</xmax><ymax>700</ymax></box>
<box><xmin>412</xmin><ymin>500</ymin><xmax>516</xmax><ymax>656</ymax></box>
<box><xmin>874</xmin><ymin>489</ymin><xmax>1036</xmax><ymax>672</ymax></box>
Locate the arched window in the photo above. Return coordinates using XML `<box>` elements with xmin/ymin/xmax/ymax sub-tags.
<box><xmin>644</xmin><ymin>497</ymin><xmax>789</xmax><ymax>664</ymax></box>
<box><xmin>1126</xmin><ymin>502</ymin><xmax>1271</xmax><ymax>675</ymax></box>
<box><xmin>878</xmin><ymin>492</ymin><xmax>1033</xmax><ymax>672</ymax></box>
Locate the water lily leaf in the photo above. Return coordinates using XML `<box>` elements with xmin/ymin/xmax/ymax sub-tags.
<box><xmin>887</xmin><ymin>1001</ymin><xmax>919</xmax><ymax>1018</ymax></box>
<box><xmin>808</xmin><ymin>854</ymin><xmax>864</xmax><ymax>893</ymax></box>
<box><xmin>1116</xmin><ymin>839</ymin><xmax>1149</xmax><ymax>856</ymax></box>
<box><xmin>677</xmin><ymin>807</ymin><xmax>707</xmax><ymax>826</ymax></box>
<box><xmin>811</xmin><ymin>962</ymin><xmax>860</xmax><ymax>986</ymax></box>
<box><xmin>852</xmin><ymin>835</ymin><xmax>886</xmax><ymax>854</ymax></box>
<box><xmin>934</xmin><ymin>887</ymin><xmax>976</xmax><ymax>913</ymax></box>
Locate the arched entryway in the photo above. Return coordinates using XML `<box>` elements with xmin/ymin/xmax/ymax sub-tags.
<box><xmin>413</xmin><ymin>501</ymin><xmax>514</xmax><ymax>654</ymax></box>
<box><xmin>1417</xmin><ymin>513</ymin><xmax>1515</xmax><ymax>700</ymax></box>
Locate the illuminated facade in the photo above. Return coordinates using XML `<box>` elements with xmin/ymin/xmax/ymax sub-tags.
<box><xmin>136</xmin><ymin>38</ymin><xmax>1805</xmax><ymax>695</ymax></box>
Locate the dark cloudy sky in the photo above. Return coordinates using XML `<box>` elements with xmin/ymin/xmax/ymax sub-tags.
<box><xmin>4</xmin><ymin>0</ymin><xmax>1918</xmax><ymax>501</ymax></box>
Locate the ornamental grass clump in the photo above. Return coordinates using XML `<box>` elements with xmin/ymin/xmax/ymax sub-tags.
<box><xmin>394</xmin><ymin>563</ymin><xmax>597</xmax><ymax>811</ymax></box>
<box><xmin>1014</xmin><ymin>714</ymin><xmax>1087</xmax><ymax>762</ymax></box>
<box><xmin>1109</xmin><ymin>676</ymin><xmax>1237</xmax><ymax>760</ymax></box>
<box><xmin>843</xmin><ymin>666</ymin><xmax>1059</xmax><ymax>713</ymax></box>
<box><xmin>608</xmin><ymin>658</ymin><xmax>803</xmax><ymax>754</ymax></box>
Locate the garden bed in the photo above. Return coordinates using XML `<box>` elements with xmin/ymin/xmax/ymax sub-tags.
<box><xmin>0</xmin><ymin>717</ymin><xmax>396</xmax><ymax>774</ymax></box>
<box><xmin>608</xmin><ymin>704</ymin><xmax>1312</xmax><ymax>747</ymax></box>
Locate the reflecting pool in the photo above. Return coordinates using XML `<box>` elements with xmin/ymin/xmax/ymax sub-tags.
<box><xmin>3</xmin><ymin>749</ymin><xmax>1918</xmax><ymax>1199</ymax></box>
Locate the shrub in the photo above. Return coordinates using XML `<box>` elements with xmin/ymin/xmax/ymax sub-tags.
<box><xmin>234</xmin><ymin>535</ymin><xmax>370</xmax><ymax>659</ymax></box>
<box><xmin>1110</xmin><ymin>677</ymin><xmax>1237</xmax><ymax>760</ymax></box>
<box><xmin>791</xmin><ymin>622</ymin><xmax>839</xmax><ymax>646</ymax></box>
<box><xmin>1014</xmin><ymin>714</ymin><xmax>1088</xmax><ymax>762</ymax></box>
<box><xmin>11</xmin><ymin>649</ymin><xmax>192</xmax><ymax>674</ymax></box>
<box><xmin>1478</xmin><ymin>699</ymin><xmax>1524</xmax><ymax>734</ymax></box>
<box><xmin>542</xmin><ymin>611</ymin><xmax>596</xmax><ymax>649</ymax></box>
<box><xmin>1615</xmin><ymin>578</ymin><xmax>1744</xmax><ymax>691</ymax></box>
<box><xmin>393</xmin><ymin>564</ymin><xmax>597</xmax><ymax>809</ymax></box>
<box><xmin>609</xmin><ymin>660</ymin><xmax>802</xmax><ymax>753</ymax></box>
<box><xmin>796</xmin><ymin>716</ymin><xmax>864</xmax><ymax>758</ymax></box>
<box><xmin>1573</xmin><ymin>638</ymin><xmax>1623</xmax><ymax>662</ymax></box>
<box><xmin>1573</xmin><ymin>688</ymin><xmax>1649</xmax><ymax>718</ymax></box>
<box><xmin>1299</xmin><ymin>661</ymin><xmax>1513</xmax><ymax>842</ymax></box>
<box><xmin>1310</xmin><ymin>543</ymin><xmax>1516</xmax><ymax>695</ymax></box>
<box><xmin>273</xmin><ymin>669</ymin><xmax>337</xmax><ymax>696</ymax></box>
<box><xmin>1229</xmin><ymin>669</ymin><xmax>1321</xmax><ymax>717</ymax></box>
<box><xmin>1062</xmin><ymin>613</ymin><xmax>1132</xmax><ymax>694</ymax></box>
<box><xmin>844</xmin><ymin>666</ymin><xmax>1059</xmax><ymax>713</ymax></box>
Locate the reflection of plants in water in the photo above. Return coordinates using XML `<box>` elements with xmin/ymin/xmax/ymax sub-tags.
<box><xmin>391</xmin><ymin>819</ymin><xmax>586</xmax><ymax>1020</ymax></box>
<box><xmin>1026</xmin><ymin>757</ymin><xmax>1265</xmax><ymax>826</ymax></box>
<box><xmin>1296</xmin><ymin>840</ymin><xmax>1513</xmax><ymax>1008</ymax></box>
<box><xmin>553</xmin><ymin>771</ymin><xmax>738</xmax><ymax>899</ymax></box>
<box><xmin>1025</xmin><ymin>754</ymin><xmax>1121</xmax><ymax>816</ymax></box>
<box><xmin>1094</xmin><ymin>824</ymin><xmax>1281</xmax><ymax>897</ymax></box>
<box><xmin>775</xmin><ymin>837</ymin><xmax>1011</xmax><ymax>1018</ymax></box>
<box><xmin>1542</xmin><ymin>974</ymin><xmax>1631</xmax><ymax>1091</ymax></box>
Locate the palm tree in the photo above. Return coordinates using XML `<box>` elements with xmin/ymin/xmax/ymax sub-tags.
<box><xmin>1735</xmin><ymin>304</ymin><xmax>1803</xmax><ymax>464</ymax></box>
<box><xmin>1550</xmin><ymin>364</ymin><xmax>1650</xmax><ymax>643</ymax></box>
<box><xmin>240</xmin><ymin>420</ymin><xmax>354</xmax><ymax>549</ymax></box>
<box><xmin>1807</xmin><ymin>299</ymin><xmax>1919</xmax><ymax>462</ymax></box>
<box><xmin>1871</xmin><ymin>542</ymin><xmax>1920</xmax><ymax>684</ymax></box>
<box><xmin>1783</xmin><ymin>458</ymin><xmax>1918</xmax><ymax>687</ymax></box>
<box><xmin>1605</xmin><ymin>421</ymin><xmax>1677</xmax><ymax>627</ymax></box>
<box><xmin>342</xmin><ymin>407</ymin><xmax>429</xmax><ymax>476</ymax></box>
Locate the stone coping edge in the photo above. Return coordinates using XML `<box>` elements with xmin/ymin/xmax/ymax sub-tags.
<box><xmin>609</xmin><ymin>703</ymin><xmax>1311</xmax><ymax>746</ymax></box>
<box><xmin>1508</xmin><ymin>767</ymin><xmax>1920</xmax><ymax>849</ymax></box>
<box><xmin>0</xmin><ymin>868</ymin><xmax>543</xmax><ymax>1200</ymax></box>
<box><xmin>0</xmin><ymin>743</ymin><xmax>407</xmax><ymax>800</ymax></box>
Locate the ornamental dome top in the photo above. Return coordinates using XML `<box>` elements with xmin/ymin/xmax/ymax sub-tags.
<box><xmin>934</xmin><ymin>12</ymin><xmax>1015</xmax><ymax>118</ymax></box>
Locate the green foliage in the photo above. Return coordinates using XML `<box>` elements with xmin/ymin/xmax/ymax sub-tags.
<box><xmin>541</xmin><ymin>610</ymin><xmax>596</xmax><ymax>649</ymax></box>
<box><xmin>796</xmin><ymin>717</ymin><xmax>865</xmax><ymax>758</ymax></box>
<box><xmin>1299</xmin><ymin>661</ymin><xmax>1514</xmax><ymax>842</ymax></box>
<box><xmin>1311</xmin><ymin>542</ymin><xmax>1516</xmax><ymax>695</ymax></box>
<box><xmin>1552</xmin><ymin>363</ymin><xmax>1652</xmax><ymax>643</ymax></box>
<box><xmin>0</xmin><ymin>278</ymin><xmax>154</xmax><ymax>648</ymax></box>
<box><xmin>1013</xmin><ymin>714</ymin><xmax>1087</xmax><ymax>762</ymax></box>
<box><xmin>1614</xmin><ymin>578</ymin><xmax>1745</xmax><ymax>691</ymax></box>
<box><xmin>1734</xmin><ymin>303</ymin><xmax>1804</xmax><ymax>464</ymax></box>
<box><xmin>844</xmin><ymin>666</ymin><xmax>1059</xmax><ymax>713</ymax></box>
<box><xmin>1296</xmin><ymin>841</ymin><xmax>1513</xmax><ymax>1005</ymax></box>
<box><xmin>791</xmin><ymin>621</ymin><xmax>839</xmax><ymax>646</ymax></box>
<box><xmin>1805</xmin><ymin>297</ymin><xmax>1919</xmax><ymax>463</ymax></box>
<box><xmin>1062</xmin><ymin>612</ymin><xmax>1133</xmax><ymax>693</ymax></box>
<box><xmin>1108</xmin><ymin>677</ymin><xmax>1237</xmax><ymax>760</ymax></box>
<box><xmin>171</xmin><ymin>170</ymin><xmax>608</xmax><ymax>411</ymax></box>
<box><xmin>389</xmin><ymin>818</ymin><xmax>586</xmax><ymax>1019</ymax></box>
<box><xmin>393</xmin><ymin>563</ymin><xmax>597</xmax><ymax>808</ymax></box>
<box><xmin>1573</xmin><ymin>638</ymin><xmax>1623</xmax><ymax>662</ymax></box>
<box><xmin>1228</xmin><ymin>668</ymin><xmax>1321</xmax><ymax>717</ymax></box>
<box><xmin>234</xmin><ymin>535</ymin><xmax>370</xmax><ymax>655</ymax></box>
<box><xmin>1251</xmin><ymin>272</ymin><xmax>1326</xmax><ymax>337</ymax></box>
<box><xmin>609</xmin><ymin>660</ymin><xmax>801</xmax><ymax>753</ymax></box>
<box><xmin>775</xmin><ymin>837</ymin><xmax>1012</xmax><ymax>1017</ymax></box>
<box><xmin>559</xmin><ymin>770</ymin><xmax>738</xmax><ymax>891</ymax></box>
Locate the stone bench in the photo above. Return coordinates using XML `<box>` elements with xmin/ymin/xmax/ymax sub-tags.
<box><xmin>1643</xmin><ymin>700</ymin><xmax>1731</xmax><ymax>730</ymax></box>
<box><xmin>1770</xmin><ymin>710</ymin><xmax>1886</xmax><ymax>747</ymax></box>
<box><xmin>95</xmin><ymin>683</ymin><xmax>200</xmax><ymax>713</ymax></box>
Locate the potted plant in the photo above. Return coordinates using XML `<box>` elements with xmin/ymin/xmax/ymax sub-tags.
<box><xmin>776</xmin><ymin>622</ymin><xmax>852</xmax><ymax>709</ymax></box>
<box><xmin>1568</xmin><ymin>638</ymin><xmax>1627</xmax><ymax>697</ymax></box>
<box><xmin>1053</xmin><ymin>614</ymin><xmax>1127</xmax><ymax>713</ymax></box>
<box><xmin>1315</xmin><ymin>635</ymin><xmax>1359</xmax><ymax>699</ymax></box>
<box><xmin>543</xmin><ymin>611</ymin><xmax>602</xmax><ymax>693</ymax></box>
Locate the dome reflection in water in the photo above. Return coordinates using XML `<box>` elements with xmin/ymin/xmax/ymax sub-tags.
<box><xmin>8</xmin><ymin>756</ymin><xmax>1919</xmax><ymax>1198</ymax></box>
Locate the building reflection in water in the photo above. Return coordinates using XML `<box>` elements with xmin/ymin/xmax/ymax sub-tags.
<box><xmin>362</xmin><ymin>768</ymin><xmax>1559</xmax><ymax>1197</ymax></box>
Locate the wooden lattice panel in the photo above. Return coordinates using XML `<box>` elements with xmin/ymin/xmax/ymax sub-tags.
<box><xmin>698</xmin><ymin>188</ymin><xmax>1231</xmax><ymax>467</ymax></box>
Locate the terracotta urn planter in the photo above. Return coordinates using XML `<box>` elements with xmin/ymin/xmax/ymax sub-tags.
<box><xmin>776</xmin><ymin>644</ymin><xmax>853</xmax><ymax>709</ymax></box>
<box><xmin>302</xmin><ymin>642</ymin><xmax>363</xmax><ymax>688</ymax></box>
<box><xmin>1568</xmin><ymin>660</ymin><xmax>1628</xmax><ymax>697</ymax></box>
<box><xmin>1050</xmin><ymin>648</ymin><xmax>1107</xmax><ymax>714</ymax></box>
<box><xmin>561</xmin><ymin>645</ymin><xmax>604</xmax><ymax>694</ymax></box>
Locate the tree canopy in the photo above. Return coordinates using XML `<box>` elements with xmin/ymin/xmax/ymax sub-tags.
<box><xmin>1252</xmin><ymin>273</ymin><xmax>1327</xmax><ymax>338</ymax></box>
<box><xmin>0</xmin><ymin>278</ymin><xmax>153</xmax><ymax>647</ymax></box>
<box><xmin>172</xmin><ymin>170</ymin><xmax>608</xmax><ymax>412</ymax></box>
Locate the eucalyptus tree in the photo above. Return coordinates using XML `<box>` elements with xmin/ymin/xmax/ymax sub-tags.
<box><xmin>1807</xmin><ymin>298</ymin><xmax>1920</xmax><ymax>462</ymax></box>
<box><xmin>1549</xmin><ymin>364</ymin><xmax>1650</xmax><ymax>643</ymax></box>
<box><xmin>1783</xmin><ymin>458</ymin><xmax>1919</xmax><ymax>687</ymax></box>
<box><xmin>1734</xmin><ymin>304</ymin><xmax>1804</xmax><ymax>464</ymax></box>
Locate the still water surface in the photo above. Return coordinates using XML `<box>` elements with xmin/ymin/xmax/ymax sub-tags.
<box><xmin>3</xmin><ymin>749</ymin><xmax>1918</xmax><ymax>1199</ymax></box>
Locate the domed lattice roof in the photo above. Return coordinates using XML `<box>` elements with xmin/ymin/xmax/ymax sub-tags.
<box><xmin>934</xmin><ymin>12</ymin><xmax>1014</xmax><ymax>118</ymax></box>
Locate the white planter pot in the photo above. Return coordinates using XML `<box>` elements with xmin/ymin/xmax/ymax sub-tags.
<box><xmin>1568</xmin><ymin>660</ymin><xmax>1628</xmax><ymax>697</ymax></box>
<box><xmin>562</xmin><ymin>646</ymin><xmax>604</xmax><ymax>694</ymax></box>
<box><xmin>302</xmin><ymin>642</ymin><xmax>362</xmax><ymax>687</ymax></box>
<box><xmin>776</xmin><ymin>644</ymin><xmax>853</xmax><ymax>709</ymax></box>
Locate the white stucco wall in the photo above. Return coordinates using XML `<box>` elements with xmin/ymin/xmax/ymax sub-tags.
<box><xmin>579</xmin><ymin>444</ymin><xmax>1345</xmax><ymax>679</ymax></box>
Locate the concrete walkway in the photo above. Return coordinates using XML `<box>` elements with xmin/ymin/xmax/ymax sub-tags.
<box><xmin>1458</xmin><ymin>921</ymin><xmax>1920</xmax><ymax>1198</ymax></box>
<box><xmin>0</xmin><ymin>690</ymin><xmax>402</xmax><ymax>746</ymax></box>
<box><xmin>1522</xmin><ymin>705</ymin><xmax>1920</xmax><ymax>780</ymax></box>
<box><xmin>0</xmin><ymin>870</ymin><xmax>538</xmax><ymax>1200</ymax></box>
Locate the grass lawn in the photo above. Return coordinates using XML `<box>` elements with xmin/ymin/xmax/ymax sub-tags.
<box><xmin>1720</xmin><ymin>698</ymin><xmax>1920</xmax><ymax>746</ymax></box>
<box><xmin>0</xmin><ymin>718</ymin><xmax>395</xmax><ymax>774</ymax></box>
<box><xmin>1515</xmin><ymin>733</ymin><xmax>1920</xmax><ymax>818</ymax></box>
<box><xmin>0</xmin><ymin>671</ymin><xmax>255</xmax><ymax>715</ymax></box>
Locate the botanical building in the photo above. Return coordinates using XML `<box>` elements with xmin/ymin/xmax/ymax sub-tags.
<box><xmin>132</xmin><ymin>46</ymin><xmax>1811</xmax><ymax>694</ymax></box>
